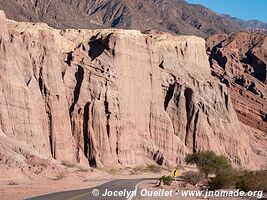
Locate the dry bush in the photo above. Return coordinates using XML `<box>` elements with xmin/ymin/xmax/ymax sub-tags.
<box><xmin>146</xmin><ymin>165</ymin><xmax>162</xmax><ymax>173</ymax></box>
<box><xmin>8</xmin><ymin>181</ymin><xmax>18</xmax><ymax>185</ymax></box>
<box><xmin>130</xmin><ymin>165</ymin><xmax>162</xmax><ymax>175</ymax></box>
<box><xmin>159</xmin><ymin>176</ymin><xmax>173</xmax><ymax>186</ymax></box>
<box><xmin>76</xmin><ymin>166</ymin><xmax>90</xmax><ymax>172</ymax></box>
<box><xmin>53</xmin><ymin>172</ymin><xmax>66</xmax><ymax>181</ymax></box>
<box><xmin>183</xmin><ymin>171</ymin><xmax>204</xmax><ymax>186</ymax></box>
<box><xmin>61</xmin><ymin>161</ymin><xmax>75</xmax><ymax>168</ymax></box>
<box><xmin>236</xmin><ymin>170</ymin><xmax>267</xmax><ymax>192</ymax></box>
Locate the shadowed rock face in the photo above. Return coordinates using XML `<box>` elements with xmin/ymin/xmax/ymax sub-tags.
<box><xmin>207</xmin><ymin>32</ymin><xmax>267</xmax><ymax>133</ymax></box>
<box><xmin>0</xmin><ymin>11</ymin><xmax>266</xmax><ymax>170</ymax></box>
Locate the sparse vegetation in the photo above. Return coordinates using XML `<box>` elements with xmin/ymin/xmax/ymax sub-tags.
<box><xmin>185</xmin><ymin>151</ymin><xmax>232</xmax><ymax>177</ymax></box>
<box><xmin>208</xmin><ymin>170</ymin><xmax>267</xmax><ymax>191</ymax></box>
<box><xmin>235</xmin><ymin>170</ymin><xmax>267</xmax><ymax>192</ymax></box>
<box><xmin>146</xmin><ymin>165</ymin><xmax>162</xmax><ymax>173</ymax></box>
<box><xmin>76</xmin><ymin>166</ymin><xmax>90</xmax><ymax>172</ymax></box>
<box><xmin>130</xmin><ymin>165</ymin><xmax>162</xmax><ymax>175</ymax></box>
<box><xmin>208</xmin><ymin>170</ymin><xmax>238</xmax><ymax>190</ymax></box>
<box><xmin>61</xmin><ymin>161</ymin><xmax>90</xmax><ymax>172</ymax></box>
<box><xmin>61</xmin><ymin>161</ymin><xmax>75</xmax><ymax>168</ymax></box>
<box><xmin>159</xmin><ymin>176</ymin><xmax>173</xmax><ymax>186</ymax></box>
<box><xmin>53</xmin><ymin>172</ymin><xmax>66</xmax><ymax>180</ymax></box>
<box><xmin>183</xmin><ymin>171</ymin><xmax>204</xmax><ymax>186</ymax></box>
<box><xmin>185</xmin><ymin>151</ymin><xmax>267</xmax><ymax>192</ymax></box>
<box><xmin>8</xmin><ymin>181</ymin><xmax>18</xmax><ymax>185</ymax></box>
<box><xmin>101</xmin><ymin>167</ymin><xmax>121</xmax><ymax>175</ymax></box>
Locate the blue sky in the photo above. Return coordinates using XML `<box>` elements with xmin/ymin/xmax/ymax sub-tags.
<box><xmin>186</xmin><ymin>0</ymin><xmax>267</xmax><ymax>23</ymax></box>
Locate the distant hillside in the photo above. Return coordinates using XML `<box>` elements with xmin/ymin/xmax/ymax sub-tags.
<box><xmin>223</xmin><ymin>14</ymin><xmax>267</xmax><ymax>29</ymax></box>
<box><xmin>0</xmin><ymin>0</ymin><xmax>266</xmax><ymax>37</ymax></box>
<box><xmin>223</xmin><ymin>14</ymin><xmax>267</xmax><ymax>34</ymax></box>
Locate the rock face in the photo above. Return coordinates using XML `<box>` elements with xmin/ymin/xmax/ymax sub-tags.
<box><xmin>0</xmin><ymin>11</ymin><xmax>266</xmax><ymax>170</ymax></box>
<box><xmin>207</xmin><ymin>32</ymin><xmax>267</xmax><ymax>133</ymax></box>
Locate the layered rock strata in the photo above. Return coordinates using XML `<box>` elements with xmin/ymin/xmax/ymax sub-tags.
<box><xmin>207</xmin><ymin>32</ymin><xmax>267</xmax><ymax>133</ymax></box>
<box><xmin>0</xmin><ymin>11</ymin><xmax>266</xmax><ymax>170</ymax></box>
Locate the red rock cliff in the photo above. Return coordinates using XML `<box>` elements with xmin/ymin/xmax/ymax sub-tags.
<box><xmin>0</xmin><ymin>11</ymin><xmax>266</xmax><ymax>170</ymax></box>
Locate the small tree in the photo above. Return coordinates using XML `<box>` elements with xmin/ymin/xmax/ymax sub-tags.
<box><xmin>209</xmin><ymin>170</ymin><xmax>267</xmax><ymax>191</ymax></box>
<box><xmin>236</xmin><ymin>170</ymin><xmax>267</xmax><ymax>192</ymax></box>
<box><xmin>208</xmin><ymin>171</ymin><xmax>238</xmax><ymax>190</ymax></box>
<box><xmin>185</xmin><ymin>151</ymin><xmax>232</xmax><ymax>177</ymax></box>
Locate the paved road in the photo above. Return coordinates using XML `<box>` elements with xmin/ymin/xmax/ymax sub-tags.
<box><xmin>25</xmin><ymin>179</ymin><xmax>157</xmax><ymax>200</ymax></box>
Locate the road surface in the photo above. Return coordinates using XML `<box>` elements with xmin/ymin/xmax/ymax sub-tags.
<box><xmin>25</xmin><ymin>178</ymin><xmax>156</xmax><ymax>200</ymax></box>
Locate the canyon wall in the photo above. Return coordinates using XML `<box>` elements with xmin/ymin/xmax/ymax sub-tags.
<box><xmin>207</xmin><ymin>32</ymin><xmax>267</xmax><ymax>133</ymax></box>
<box><xmin>0</xmin><ymin>11</ymin><xmax>266</xmax><ymax>170</ymax></box>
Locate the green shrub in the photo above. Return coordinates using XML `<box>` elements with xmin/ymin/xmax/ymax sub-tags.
<box><xmin>186</xmin><ymin>151</ymin><xmax>267</xmax><ymax>191</ymax></box>
<box><xmin>159</xmin><ymin>176</ymin><xmax>173</xmax><ymax>186</ymax></box>
<box><xmin>185</xmin><ymin>151</ymin><xmax>232</xmax><ymax>177</ymax></box>
<box><xmin>208</xmin><ymin>170</ymin><xmax>267</xmax><ymax>191</ymax></box>
<box><xmin>183</xmin><ymin>171</ymin><xmax>204</xmax><ymax>186</ymax></box>
<box><xmin>208</xmin><ymin>171</ymin><xmax>238</xmax><ymax>190</ymax></box>
<box><xmin>236</xmin><ymin>170</ymin><xmax>267</xmax><ymax>192</ymax></box>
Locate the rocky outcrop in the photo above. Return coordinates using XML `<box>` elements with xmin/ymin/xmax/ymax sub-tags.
<box><xmin>207</xmin><ymin>32</ymin><xmax>267</xmax><ymax>133</ymax></box>
<box><xmin>0</xmin><ymin>11</ymin><xmax>266</xmax><ymax>170</ymax></box>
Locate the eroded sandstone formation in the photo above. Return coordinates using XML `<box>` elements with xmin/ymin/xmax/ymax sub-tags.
<box><xmin>207</xmin><ymin>32</ymin><xmax>267</xmax><ymax>133</ymax></box>
<box><xmin>0</xmin><ymin>11</ymin><xmax>266</xmax><ymax>171</ymax></box>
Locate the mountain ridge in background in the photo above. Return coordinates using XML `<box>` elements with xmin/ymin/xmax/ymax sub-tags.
<box><xmin>0</xmin><ymin>0</ymin><xmax>266</xmax><ymax>37</ymax></box>
<box><xmin>223</xmin><ymin>14</ymin><xmax>267</xmax><ymax>34</ymax></box>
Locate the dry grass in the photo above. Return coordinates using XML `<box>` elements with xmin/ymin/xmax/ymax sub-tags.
<box><xmin>183</xmin><ymin>171</ymin><xmax>204</xmax><ymax>186</ymax></box>
<box><xmin>61</xmin><ymin>161</ymin><xmax>75</xmax><ymax>168</ymax></box>
<box><xmin>76</xmin><ymin>166</ymin><xmax>90</xmax><ymax>173</ymax></box>
<box><xmin>8</xmin><ymin>181</ymin><xmax>18</xmax><ymax>185</ymax></box>
<box><xmin>104</xmin><ymin>168</ymin><xmax>121</xmax><ymax>175</ymax></box>
<box><xmin>61</xmin><ymin>161</ymin><xmax>91</xmax><ymax>173</ymax></box>
<box><xmin>53</xmin><ymin>172</ymin><xmax>66</xmax><ymax>181</ymax></box>
<box><xmin>130</xmin><ymin>165</ymin><xmax>162</xmax><ymax>175</ymax></box>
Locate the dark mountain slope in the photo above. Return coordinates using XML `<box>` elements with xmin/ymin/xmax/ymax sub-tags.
<box><xmin>0</xmin><ymin>0</ymin><xmax>246</xmax><ymax>37</ymax></box>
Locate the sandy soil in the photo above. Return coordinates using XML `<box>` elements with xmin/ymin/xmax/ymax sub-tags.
<box><xmin>0</xmin><ymin>165</ymin><xmax>169</xmax><ymax>200</ymax></box>
<box><xmin>0</xmin><ymin>167</ymin><xmax>112</xmax><ymax>200</ymax></box>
